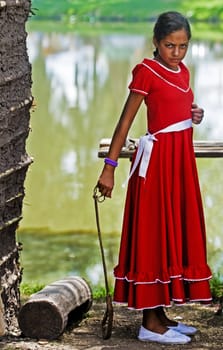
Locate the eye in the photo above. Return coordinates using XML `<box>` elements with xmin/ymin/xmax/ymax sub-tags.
<box><xmin>165</xmin><ymin>43</ymin><xmax>174</xmax><ymax>48</ymax></box>
<box><xmin>180</xmin><ymin>44</ymin><xmax>188</xmax><ymax>49</ymax></box>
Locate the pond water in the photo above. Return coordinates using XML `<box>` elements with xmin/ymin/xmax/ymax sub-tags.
<box><xmin>19</xmin><ymin>24</ymin><xmax>223</xmax><ymax>287</ymax></box>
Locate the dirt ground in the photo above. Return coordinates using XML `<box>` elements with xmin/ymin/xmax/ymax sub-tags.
<box><xmin>0</xmin><ymin>302</ymin><xmax>223</xmax><ymax>350</ymax></box>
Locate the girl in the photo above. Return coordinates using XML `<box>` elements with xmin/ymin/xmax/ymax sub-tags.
<box><xmin>97</xmin><ymin>11</ymin><xmax>212</xmax><ymax>344</ymax></box>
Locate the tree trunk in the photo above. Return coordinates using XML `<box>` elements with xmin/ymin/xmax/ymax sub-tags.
<box><xmin>18</xmin><ymin>276</ymin><xmax>93</xmax><ymax>339</ymax></box>
<box><xmin>0</xmin><ymin>0</ymin><xmax>32</xmax><ymax>335</ymax></box>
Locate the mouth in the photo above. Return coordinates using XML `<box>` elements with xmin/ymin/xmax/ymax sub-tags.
<box><xmin>170</xmin><ymin>59</ymin><xmax>180</xmax><ymax>63</ymax></box>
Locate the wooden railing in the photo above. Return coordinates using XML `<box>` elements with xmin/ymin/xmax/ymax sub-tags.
<box><xmin>98</xmin><ymin>139</ymin><xmax>223</xmax><ymax>159</ymax></box>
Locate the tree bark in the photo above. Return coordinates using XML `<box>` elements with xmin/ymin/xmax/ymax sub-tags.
<box><xmin>0</xmin><ymin>292</ymin><xmax>6</xmax><ymax>336</ymax></box>
<box><xmin>0</xmin><ymin>0</ymin><xmax>32</xmax><ymax>335</ymax></box>
<box><xmin>18</xmin><ymin>276</ymin><xmax>93</xmax><ymax>339</ymax></box>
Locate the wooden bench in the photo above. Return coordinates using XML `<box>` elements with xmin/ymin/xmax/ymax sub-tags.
<box><xmin>98</xmin><ymin>139</ymin><xmax>223</xmax><ymax>159</ymax></box>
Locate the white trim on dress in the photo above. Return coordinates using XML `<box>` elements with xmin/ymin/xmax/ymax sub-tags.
<box><xmin>142</xmin><ymin>62</ymin><xmax>190</xmax><ymax>93</ymax></box>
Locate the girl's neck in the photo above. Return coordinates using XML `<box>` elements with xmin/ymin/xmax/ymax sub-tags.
<box><xmin>153</xmin><ymin>55</ymin><xmax>180</xmax><ymax>72</ymax></box>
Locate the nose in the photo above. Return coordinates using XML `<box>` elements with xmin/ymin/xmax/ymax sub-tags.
<box><xmin>173</xmin><ymin>46</ymin><xmax>180</xmax><ymax>56</ymax></box>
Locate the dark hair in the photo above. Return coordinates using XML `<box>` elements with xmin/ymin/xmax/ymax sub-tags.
<box><xmin>153</xmin><ymin>11</ymin><xmax>191</xmax><ymax>56</ymax></box>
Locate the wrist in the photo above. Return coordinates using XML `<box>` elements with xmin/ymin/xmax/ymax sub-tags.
<box><xmin>104</xmin><ymin>164</ymin><xmax>116</xmax><ymax>173</ymax></box>
<box><xmin>104</xmin><ymin>157</ymin><xmax>118</xmax><ymax>167</ymax></box>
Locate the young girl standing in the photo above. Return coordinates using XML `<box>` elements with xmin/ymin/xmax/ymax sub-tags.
<box><xmin>97</xmin><ymin>11</ymin><xmax>212</xmax><ymax>344</ymax></box>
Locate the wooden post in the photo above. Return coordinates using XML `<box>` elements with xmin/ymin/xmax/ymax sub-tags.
<box><xmin>18</xmin><ymin>276</ymin><xmax>93</xmax><ymax>340</ymax></box>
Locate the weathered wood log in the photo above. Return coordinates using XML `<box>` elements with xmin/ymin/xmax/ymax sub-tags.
<box><xmin>18</xmin><ymin>276</ymin><xmax>93</xmax><ymax>340</ymax></box>
<box><xmin>98</xmin><ymin>138</ymin><xmax>223</xmax><ymax>158</ymax></box>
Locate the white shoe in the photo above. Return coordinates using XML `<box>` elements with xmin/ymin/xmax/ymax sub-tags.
<box><xmin>168</xmin><ymin>322</ymin><xmax>197</xmax><ymax>335</ymax></box>
<box><xmin>138</xmin><ymin>326</ymin><xmax>191</xmax><ymax>344</ymax></box>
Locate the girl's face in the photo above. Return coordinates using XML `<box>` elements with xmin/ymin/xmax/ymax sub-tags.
<box><xmin>153</xmin><ymin>29</ymin><xmax>189</xmax><ymax>71</ymax></box>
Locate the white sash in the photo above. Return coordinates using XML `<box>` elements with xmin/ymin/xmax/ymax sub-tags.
<box><xmin>127</xmin><ymin>118</ymin><xmax>192</xmax><ymax>182</ymax></box>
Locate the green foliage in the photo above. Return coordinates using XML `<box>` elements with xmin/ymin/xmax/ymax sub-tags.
<box><xmin>182</xmin><ymin>0</ymin><xmax>223</xmax><ymax>21</ymax></box>
<box><xmin>31</xmin><ymin>0</ymin><xmax>180</xmax><ymax>21</ymax></box>
<box><xmin>191</xmin><ymin>22</ymin><xmax>223</xmax><ymax>41</ymax></box>
<box><xmin>210</xmin><ymin>273</ymin><xmax>223</xmax><ymax>301</ymax></box>
<box><xmin>30</xmin><ymin>0</ymin><xmax>223</xmax><ymax>23</ymax></box>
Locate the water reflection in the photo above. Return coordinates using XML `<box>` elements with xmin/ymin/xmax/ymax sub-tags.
<box><xmin>27</xmin><ymin>32</ymin><xmax>223</xmax><ymax>139</ymax></box>
<box><xmin>18</xmin><ymin>231</ymin><xmax>119</xmax><ymax>287</ymax></box>
<box><xmin>20</xmin><ymin>30</ymin><xmax>223</xmax><ymax>285</ymax></box>
<box><xmin>188</xmin><ymin>41</ymin><xmax>223</xmax><ymax>138</ymax></box>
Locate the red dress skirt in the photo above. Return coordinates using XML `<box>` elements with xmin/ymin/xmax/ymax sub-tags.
<box><xmin>113</xmin><ymin>59</ymin><xmax>212</xmax><ymax>310</ymax></box>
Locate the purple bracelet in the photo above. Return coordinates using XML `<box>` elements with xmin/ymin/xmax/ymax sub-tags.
<box><xmin>104</xmin><ymin>157</ymin><xmax>118</xmax><ymax>167</ymax></box>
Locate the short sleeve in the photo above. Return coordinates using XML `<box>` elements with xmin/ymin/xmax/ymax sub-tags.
<box><xmin>128</xmin><ymin>63</ymin><xmax>152</xmax><ymax>96</ymax></box>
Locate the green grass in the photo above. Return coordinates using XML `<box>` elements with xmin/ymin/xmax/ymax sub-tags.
<box><xmin>27</xmin><ymin>19</ymin><xmax>154</xmax><ymax>35</ymax></box>
<box><xmin>20</xmin><ymin>282</ymin><xmax>113</xmax><ymax>301</ymax></box>
<box><xmin>20</xmin><ymin>282</ymin><xmax>45</xmax><ymax>304</ymax></box>
<box><xmin>210</xmin><ymin>273</ymin><xmax>223</xmax><ymax>301</ymax></box>
<box><xmin>21</xmin><ymin>273</ymin><xmax>223</xmax><ymax>304</ymax></box>
<box><xmin>27</xmin><ymin>17</ymin><xmax>223</xmax><ymax>43</ymax></box>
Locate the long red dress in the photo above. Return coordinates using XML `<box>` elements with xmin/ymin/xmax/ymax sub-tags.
<box><xmin>113</xmin><ymin>58</ymin><xmax>212</xmax><ymax>310</ymax></box>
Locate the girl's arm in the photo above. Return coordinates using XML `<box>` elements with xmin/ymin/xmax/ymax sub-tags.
<box><xmin>97</xmin><ymin>91</ymin><xmax>144</xmax><ymax>198</ymax></box>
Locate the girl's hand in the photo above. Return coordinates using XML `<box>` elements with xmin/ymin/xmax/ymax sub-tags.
<box><xmin>97</xmin><ymin>166</ymin><xmax>115</xmax><ymax>198</ymax></box>
<box><xmin>191</xmin><ymin>103</ymin><xmax>204</xmax><ymax>124</ymax></box>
